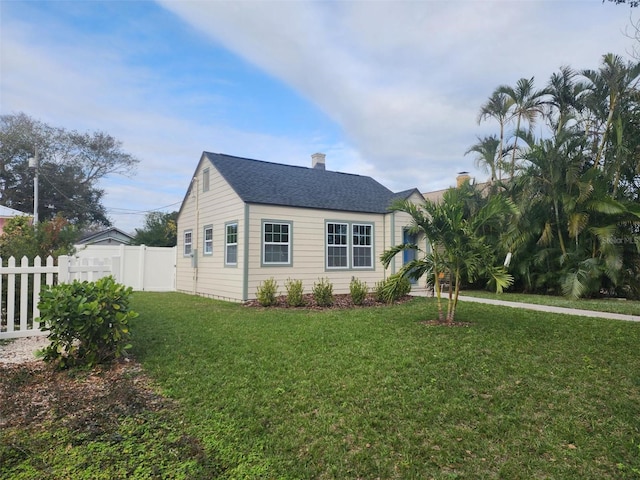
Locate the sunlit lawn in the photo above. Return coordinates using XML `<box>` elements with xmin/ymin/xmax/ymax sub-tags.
<box><xmin>128</xmin><ymin>292</ymin><xmax>640</xmax><ymax>479</ymax></box>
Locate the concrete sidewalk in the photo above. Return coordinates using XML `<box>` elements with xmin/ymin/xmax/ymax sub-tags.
<box><xmin>410</xmin><ymin>289</ymin><xmax>640</xmax><ymax>322</ymax></box>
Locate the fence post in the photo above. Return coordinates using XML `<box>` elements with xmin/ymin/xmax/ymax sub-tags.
<box><xmin>58</xmin><ymin>255</ymin><xmax>70</xmax><ymax>283</ymax></box>
<box><xmin>19</xmin><ymin>256</ymin><xmax>29</xmax><ymax>332</ymax></box>
<box><xmin>7</xmin><ymin>256</ymin><xmax>16</xmax><ymax>332</ymax></box>
<box><xmin>138</xmin><ymin>244</ymin><xmax>146</xmax><ymax>291</ymax></box>
<box><xmin>33</xmin><ymin>256</ymin><xmax>42</xmax><ymax>320</ymax></box>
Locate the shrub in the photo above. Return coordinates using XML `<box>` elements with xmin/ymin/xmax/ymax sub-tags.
<box><xmin>256</xmin><ymin>277</ymin><xmax>279</xmax><ymax>306</ymax></box>
<box><xmin>350</xmin><ymin>277</ymin><xmax>369</xmax><ymax>305</ymax></box>
<box><xmin>285</xmin><ymin>278</ymin><xmax>305</xmax><ymax>307</ymax></box>
<box><xmin>312</xmin><ymin>277</ymin><xmax>334</xmax><ymax>307</ymax></box>
<box><xmin>374</xmin><ymin>273</ymin><xmax>411</xmax><ymax>304</ymax></box>
<box><xmin>37</xmin><ymin>276</ymin><xmax>138</xmax><ymax>369</ymax></box>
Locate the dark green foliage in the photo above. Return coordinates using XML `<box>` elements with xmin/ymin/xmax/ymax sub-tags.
<box><xmin>256</xmin><ymin>277</ymin><xmax>278</xmax><ymax>307</ymax></box>
<box><xmin>349</xmin><ymin>277</ymin><xmax>369</xmax><ymax>305</ymax></box>
<box><xmin>131</xmin><ymin>211</ymin><xmax>178</xmax><ymax>247</ymax></box>
<box><xmin>374</xmin><ymin>273</ymin><xmax>411</xmax><ymax>304</ymax></box>
<box><xmin>285</xmin><ymin>278</ymin><xmax>305</xmax><ymax>307</ymax></box>
<box><xmin>312</xmin><ymin>277</ymin><xmax>333</xmax><ymax>307</ymax></box>
<box><xmin>0</xmin><ymin>215</ymin><xmax>77</xmax><ymax>260</ymax></box>
<box><xmin>0</xmin><ymin>113</ymin><xmax>138</xmax><ymax>227</ymax></box>
<box><xmin>38</xmin><ymin>276</ymin><xmax>137</xmax><ymax>368</ymax></box>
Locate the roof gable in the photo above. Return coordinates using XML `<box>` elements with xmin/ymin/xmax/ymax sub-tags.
<box><xmin>205</xmin><ymin>152</ymin><xmax>411</xmax><ymax>214</ymax></box>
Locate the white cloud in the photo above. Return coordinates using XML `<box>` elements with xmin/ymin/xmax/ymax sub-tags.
<box><xmin>2</xmin><ymin>0</ymin><xmax>637</xmax><ymax>230</ymax></box>
<box><xmin>158</xmin><ymin>0</ymin><xmax>636</xmax><ymax>192</ymax></box>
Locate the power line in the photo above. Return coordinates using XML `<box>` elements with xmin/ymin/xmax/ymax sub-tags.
<box><xmin>106</xmin><ymin>201</ymin><xmax>182</xmax><ymax>215</ymax></box>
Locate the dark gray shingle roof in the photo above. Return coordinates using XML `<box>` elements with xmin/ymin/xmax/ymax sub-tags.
<box><xmin>205</xmin><ymin>152</ymin><xmax>419</xmax><ymax>214</ymax></box>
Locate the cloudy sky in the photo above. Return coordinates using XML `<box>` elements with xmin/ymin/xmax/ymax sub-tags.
<box><xmin>1</xmin><ymin>0</ymin><xmax>637</xmax><ymax>232</ymax></box>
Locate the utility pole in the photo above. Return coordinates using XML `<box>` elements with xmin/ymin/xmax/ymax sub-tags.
<box><xmin>28</xmin><ymin>148</ymin><xmax>39</xmax><ymax>225</ymax></box>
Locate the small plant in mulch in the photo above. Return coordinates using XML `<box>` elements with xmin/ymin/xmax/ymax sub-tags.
<box><xmin>244</xmin><ymin>292</ymin><xmax>412</xmax><ymax>310</ymax></box>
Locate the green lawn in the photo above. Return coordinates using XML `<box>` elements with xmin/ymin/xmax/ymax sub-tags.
<box><xmin>461</xmin><ymin>290</ymin><xmax>640</xmax><ymax>316</ymax></box>
<box><xmin>126</xmin><ymin>292</ymin><xmax>640</xmax><ymax>479</ymax></box>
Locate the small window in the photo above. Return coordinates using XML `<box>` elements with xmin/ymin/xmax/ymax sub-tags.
<box><xmin>203</xmin><ymin>225</ymin><xmax>213</xmax><ymax>255</ymax></box>
<box><xmin>352</xmin><ymin>224</ymin><xmax>372</xmax><ymax>268</ymax></box>
<box><xmin>327</xmin><ymin>222</ymin><xmax>348</xmax><ymax>268</ymax></box>
<box><xmin>183</xmin><ymin>230</ymin><xmax>193</xmax><ymax>256</ymax></box>
<box><xmin>263</xmin><ymin>222</ymin><xmax>291</xmax><ymax>265</ymax></box>
<box><xmin>202</xmin><ymin>168</ymin><xmax>210</xmax><ymax>192</ymax></box>
<box><xmin>225</xmin><ymin>223</ymin><xmax>238</xmax><ymax>265</ymax></box>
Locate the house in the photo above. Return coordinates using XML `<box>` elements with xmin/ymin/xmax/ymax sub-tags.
<box><xmin>422</xmin><ymin>172</ymin><xmax>489</xmax><ymax>203</ymax></box>
<box><xmin>76</xmin><ymin>227</ymin><xmax>134</xmax><ymax>246</ymax></box>
<box><xmin>176</xmin><ymin>152</ymin><xmax>424</xmax><ymax>302</ymax></box>
<box><xmin>0</xmin><ymin>205</ymin><xmax>30</xmax><ymax>236</ymax></box>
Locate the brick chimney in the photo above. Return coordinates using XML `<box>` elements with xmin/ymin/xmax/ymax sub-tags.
<box><xmin>312</xmin><ymin>153</ymin><xmax>326</xmax><ymax>170</ymax></box>
<box><xmin>456</xmin><ymin>171</ymin><xmax>470</xmax><ymax>187</ymax></box>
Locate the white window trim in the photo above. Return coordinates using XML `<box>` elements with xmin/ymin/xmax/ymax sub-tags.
<box><xmin>326</xmin><ymin>222</ymin><xmax>349</xmax><ymax>270</ymax></box>
<box><xmin>325</xmin><ymin>221</ymin><xmax>374</xmax><ymax>270</ymax></box>
<box><xmin>262</xmin><ymin>221</ymin><xmax>292</xmax><ymax>266</ymax></box>
<box><xmin>203</xmin><ymin>225</ymin><xmax>213</xmax><ymax>256</ymax></box>
<box><xmin>183</xmin><ymin>229</ymin><xmax>193</xmax><ymax>257</ymax></box>
<box><xmin>225</xmin><ymin>222</ymin><xmax>238</xmax><ymax>266</ymax></box>
<box><xmin>352</xmin><ymin>223</ymin><xmax>373</xmax><ymax>269</ymax></box>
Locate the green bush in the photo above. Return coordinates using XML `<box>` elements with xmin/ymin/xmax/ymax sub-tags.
<box><xmin>285</xmin><ymin>278</ymin><xmax>305</xmax><ymax>307</ymax></box>
<box><xmin>350</xmin><ymin>277</ymin><xmax>369</xmax><ymax>305</ymax></box>
<box><xmin>312</xmin><ymin>277</ymin><xmax>334</xmax><ymax>307</ymax></box>
<box><xmin>37</xmin><ymin>276</ymin><xmax>138</xmax><ymax>369</ymax></box>
<box><xmin>374</xmin><ymin>274</ymin><xmax>411</xmax><ymax>304</ymax></box>
<box><xmin>256</xmin><ymin>277</ymin><xmax>279</xmax><ymax>306</ymax></box>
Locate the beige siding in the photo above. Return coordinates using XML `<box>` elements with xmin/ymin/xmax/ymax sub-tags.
<box><xmin>177</xmin><ymin>158</ymin><xmax>424</xmax><ymax>302</ymax></box>
<box><xmin>245</xmin><ymin>204</ymin><xmax>415</xmax><ymax>299</ymax></box>
<box><xmin>176</xmin><ymin>157</ymin><xmax>246</xmax><ymax>301</ymax></box>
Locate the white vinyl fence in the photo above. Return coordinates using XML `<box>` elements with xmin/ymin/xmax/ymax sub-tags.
<box><xmin>73</xmin><ymin>245</ymin><xmax>176</xmax><ymax>292</ymax></box>
<box><xmin>1</xmin><ymin>246</ymin><xmax>176</xmax><ymax>339</ymax></box>
<box><xmin>0</xmin><ymin>255</ymin><xmax>112</xmax><ymax>339</ymax></box>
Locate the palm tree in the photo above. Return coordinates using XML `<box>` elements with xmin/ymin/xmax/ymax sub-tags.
<box><xmin>582</xmin><ymin>53</ymin><xmax>640</xmax><ymax>193</ymax></box>
<box><xmin>465</xmin><ymin>135</ymin><xmax>501</xmax><ymax>184</ymax></box>
<box><xmin>497</xmin><ymin>77</ymin><xmax>546</xmax><ymax>179</ymax></box>
<box><xmin>381</xmin><ymin>184</ymin><xmax>514</xmax><ymax>323</ymax></box>
<box><xmin>477</xmin><ymin>91</ymin><xmax>513</xmax><ymax>181</ymax></box>
<box><xmin>544</xmin><ymin>66</ymin><xmax>587</xmax><ymax>136</ymax></box>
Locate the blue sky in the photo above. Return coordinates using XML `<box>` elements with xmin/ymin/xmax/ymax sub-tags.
<box><xmin>1</xmin><ymin>0</ymin><xmax>636</xmax><ymax>232</ymax></box>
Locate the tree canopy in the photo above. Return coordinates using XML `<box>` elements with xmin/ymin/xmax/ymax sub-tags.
<box><xmin>470</xmin><ymin>52</ymin><xmax>640</xmax><ymax>299</ymax></box>
<box><xmin>0</xmin><ymin>113</ymin><xmax>139</xmax><ymax>227</ymax></box>
<box><xmin>131</xmin><ymin>211</ymin><xmax>177</xmax><ymax>247</ymax></box>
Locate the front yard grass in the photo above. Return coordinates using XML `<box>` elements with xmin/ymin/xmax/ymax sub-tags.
<box><xmin>127</xmin><ymin>292</ymin><xmax>640</xmax><ymax>479</ymax></box>
<box><xmin>0</xmin><ymin>293</ymin><xmax>640</xmax><ymax>479</ymax></box>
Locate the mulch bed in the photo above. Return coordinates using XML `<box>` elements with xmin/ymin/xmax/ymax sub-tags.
<box><xmin>244</xmin><ymin>293</ymin><xmax>413</xmax><ymax>310</ymax></box>
<box><xmin>0</xmin><ymin>359</ymin><xmax>167</xmax><ymax>431</ymax></box>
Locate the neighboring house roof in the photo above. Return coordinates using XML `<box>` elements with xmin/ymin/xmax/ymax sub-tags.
<box><xmin>0</xmin><ymin>205</ymin><xmax>29</xmax><ymax>218</ymax></box>
<box><xmin>200</xmin><ymin>152</ymin><xmax>420</xmax><ymax>214</ymax></box>
<box><xmin>77</xmin><ymin>227</ymin><xmax>134</xmax><ymax>245</ymax></box>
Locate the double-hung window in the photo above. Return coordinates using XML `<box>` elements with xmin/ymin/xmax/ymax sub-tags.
<box><xmin>326</xmin><ymin>222</ymin><xmax>373</xmax><ymax>269</ymax></box>
<box><xmin>326</xmin><ymin>222</ymin><xmax>349</xmax><ymax>268</ymax></box>
<box><xmin>352</xmin><ymin>224</ymin><xmax>372</xmax><ymax>268</ymax></box>
<box><xmin>203</xmin><ymin>225</ymin><xmax>213</xmax><ymax>255</ymax></box>
<box><xmin>183</xmin><ymin>230</ymin><xmax>193</xmax><ymax>256</ymax></box>
<box><xmin>263</xmin><ymin>221</ymin><xmax>291</xmax><ymax>265</ymax></box>
<box><xmin>225</xmin><ymin>223</ymin><xmax>238</xmax><ymax>266</ymax></box>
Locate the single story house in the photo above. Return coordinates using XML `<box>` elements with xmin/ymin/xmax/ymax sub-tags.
<box><xmin>176</xmin><ymin>152</ymin><xmax>424</xmax><ymax>302</ymax></box>
<box><xmin>76</xmin><ymin>227</ymin><xmax>134</xmax><ymax>246</ymax></box>
<box><xmin>0</xmin><ymin>205</ymin><xmax>30</xmax><ymax>236</ymax></box>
